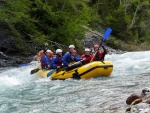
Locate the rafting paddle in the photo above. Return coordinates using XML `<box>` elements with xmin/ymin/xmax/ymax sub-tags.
<box><xmin>66</xmin><ymin>60</ymin><xmax>84</xmax><ymax>71</ymax></box>
<box><xmin>90</xmin><ymin>28</ymin><xmax>112</xmax><ymax>62</ymax></box>
<box><xmin>19</xmin><ymin>63</ymin><xmax>29</xmax><ymax>67</ymax></box>
<box><xmin>101</xmin><ymin>28</ymin><xmax>112</xmax><ymax>45</ymax></box>
<box><xmin>30</xmin><ymin>68</ymin><xmax>40</xmax><ymax>74</ymax></box>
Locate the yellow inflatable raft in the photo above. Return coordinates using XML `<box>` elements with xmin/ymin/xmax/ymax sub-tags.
<box><xmin>36</xmin><ymin>61</ymin><xmax>113</xmax><ymax>80</ymax></box>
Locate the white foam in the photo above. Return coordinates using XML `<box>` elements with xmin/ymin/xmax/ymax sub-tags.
<box><xmin>106</xmin><ymin>51</ymin><xmax>150</xmax><ymax>76</ymax></box>
<box><xmin>0</xmin><ymin>76</ymin><xmax>21</xmax><ymax>86</ymax></box>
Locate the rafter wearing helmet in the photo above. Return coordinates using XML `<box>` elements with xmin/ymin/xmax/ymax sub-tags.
<box><xmin>40</xmin><ymin>49</ymin><xmax>53</xmax><ymax>69</ymax></box>
<box><xmin>62</xmin><ymin>45</ymin><xmax>82</xmax><ymax>67</ymax></box>
<box><xmin>36</xmin><ymin>43</ymin><xmax>54</xmax><ymax>61</ymax></box>
<box><xmin>51</xmin><ymin>49</ymin><xmax>63</xmax><ymax>69</ymax></box>
<box><xmin>91</xmin><ymin>44</ymin><xmax>107</xmax><ymax>61</ymax></box>
<box><xmin>81</xmin><ymin>48</ymin><xmax>92</xmax><ymax>65</ymax></box>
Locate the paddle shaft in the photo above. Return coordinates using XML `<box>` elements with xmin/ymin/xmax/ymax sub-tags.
<box><xmin>90</xmin><ymin>39</ymin><xmax>103</xmax><ymax>62</ymax></box>
<box><xmin>90</xmin><ymin>28</ymin><xmax>112</xmax><ymax>62</ymax></box>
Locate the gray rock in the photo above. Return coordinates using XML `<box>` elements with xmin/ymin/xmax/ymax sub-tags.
<box><xmin>82</xmin><ymin>26</ymin><xmax>125</xmax><ymax>54</ymax></box>
<box><xmin>130</xmin><ymin>103</ymin><xmax>150</xmax><ymax>113</ymax></box>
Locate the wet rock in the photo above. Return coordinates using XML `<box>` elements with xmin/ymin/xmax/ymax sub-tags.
<box><xmin>129</xmin><ymin>103</ymin><xmax>150</xmax><ymax>113</ymax></box>
<box><xmin>126</xmin><ymin>88</ymin><xmax>150</xmax><ymax>113</ymax></box>
<box><xmin>0</xmin><ymin>31</ymin><xmax>17</xmax><ymax>54</ymax></box>
<box><xmin>0</xmin><ymin>30</ymin><xmax>36</xmax><ymax>67</ymax></box>
<box><xmin>82</xmin><ymin>27</ymin><xmax>125</xmax><ymax>54</ymax></box>
<box><xmin>0</xmin><ymin>51</ymin><xmax>34</xmax><ymax>67</ymax></box>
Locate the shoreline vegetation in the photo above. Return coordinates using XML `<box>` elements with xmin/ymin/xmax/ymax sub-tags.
<box><xmin>0</xmin><ymin>0</ymin><xmax>150</xmax><ymax>55</ymax></box>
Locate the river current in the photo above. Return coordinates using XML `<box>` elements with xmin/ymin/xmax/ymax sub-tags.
<box><xmin>0</xmin><ymin>51</ymin><xmax>150</xmax><ymax>113</ymax></box>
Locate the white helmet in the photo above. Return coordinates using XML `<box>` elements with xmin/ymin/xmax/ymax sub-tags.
<box><xmin>85</xmin><ymin>48</ymin><xmax>91</xmax><ymax>52</ymax></box>
<box><xmin>44</xmin><ymin>43</ymin><xmax>48</xmax><ymax>47</ymax></box>
<box><xmin>46</xmin><ymin>50</ymin><xmax>52</xmax><ymax>53</ymax></box>
<box><xmin>69</xmin><ymin>45</ymin><xmax>75</xmax><ymax>49</ymax></box>
<box><xmin>56</xmin><ymin>49</ymin><xmax>62</xmax><ymax>54</ymax></box>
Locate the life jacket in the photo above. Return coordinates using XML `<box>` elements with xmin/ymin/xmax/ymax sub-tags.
<box><xmin>70</xmin><ymin>55</ymin><xmax>75</xmax><ymax>62</ymax></box>
<box><xmin>36</xmin><ymin>51</ymin><xmax>45</xmax><ymax>61</ymax></box>
<box><xmin>65</xmin><ymin>52</ymin><xmax>75</xmax><ymax>64</ymax></box>
<box><xmin>93</xmin><ymin>51</ymin><xmax>101</xmax><ymax>61</ymax></box>
<box><xmin>62</xmin><ymin>52</ymin><xmax>82</xmax><ymax>67</ymax></box>
<box><xmin>40</xmin><ymin>55</ymin><xmax>51</xmax><ymax>69</ymax></box>
<box><xmin>40</xmin><ymin>60</ymin><xmax>46</xmax><ymax>68</ymax></box>
<box><xmin>92</xmin><ymin>51</ymin><xmax>105</xmax><ymax>61</ymax></box>
<box><xmin>81</xmin><ymin>54</ymin><xmax>92</xmax><ymax>64</ymax></box>
<box><xmin>36</xmin><ymin>50</ymin><xmax>54</xmax><ymax>61</ymax></box>
<box><xmin>56</xmin><ymin>56</ymin><xmax>62</xmax><ymax>66</ymax></box>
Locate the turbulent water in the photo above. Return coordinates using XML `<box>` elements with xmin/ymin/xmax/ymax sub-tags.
<box><xmin>0</xmin><ymin>51</ymin><xmax>150</xmax><ymax>113</ymax></box>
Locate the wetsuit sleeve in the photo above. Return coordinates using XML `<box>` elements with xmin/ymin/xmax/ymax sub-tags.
<box><xmin>41</xmin><ymin>56</ymin><xmax>51</xmax><ymax>66</ymax></box>
<box><xmin>100</xmin><ymin>46</ymin><xmax>107</xmax><ymax>61</ymax></box>
<box><xmin>51</xmin><ymin>57</ymin><xmax>57</xmax><ymax>69</ymax></box>
<box><xmin>62</xmin><ymin>53</ymin><xmax>69</xmax><ymax>67</ymax></box>
<box><xmin>74</xmin><ymin>56</ymin><xmax>82</xmax><ymax>62</ymax></box>
<box><xmin>80</xmin><ymin>55</ymin><xmax>84</xmax><ymax>59</ymax></box>
<box><xmin>101</xmin><ymin>46</ymin><xmax>107</xmax><ymax>54</ymax></box>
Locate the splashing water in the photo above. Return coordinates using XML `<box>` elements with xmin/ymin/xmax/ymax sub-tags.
<box><xmin>0</xmin><ymin>51</ymin><xmax>150</xmax><ymax>113</ymax></box>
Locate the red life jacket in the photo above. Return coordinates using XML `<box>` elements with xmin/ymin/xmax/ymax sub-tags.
<box><xmin>92</xmin><ymin>51</ymin><xmax>104</xmax><ymax>61</ymax></box>
<box><xmin>56</xmin><ymin>56</ymin><xmax>62</xmax><ymax>66</ymax></box>
<box><xmin>40</xmin><ymin>56</ymin><xmax>51</xmax><ymax>68</ymax></box>
<box><xmin>81</xmin><ymin>54</ymin><xmax>92</xmax><ymax>64</ymax></box>
<box><xmin>40</xmin><ymin>60</ymin><xmax>46</xmax><ymax>68</ymax></box>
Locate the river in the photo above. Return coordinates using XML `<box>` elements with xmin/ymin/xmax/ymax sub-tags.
<box><xmin>0</xmin><ymin>51</ymin><xmax>150</xmax><ymax>113</ymax></box>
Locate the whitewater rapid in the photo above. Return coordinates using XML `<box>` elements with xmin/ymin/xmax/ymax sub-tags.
<box><xmin>0</xmin><ymin>51</ymin><xmax>150</xmax><ymax>113</ymax></box>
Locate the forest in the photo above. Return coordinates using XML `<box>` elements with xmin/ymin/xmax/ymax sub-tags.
<box><xmin>0</xmin><ymin>0</ymin><xmax>150</xmax><ymax>53</ymax></box>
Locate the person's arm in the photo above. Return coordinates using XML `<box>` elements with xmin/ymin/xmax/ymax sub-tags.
<box><xmin>80</xmin><ymin>55</ymin><xmax>84</xmax><ymax>58</ymax></box>
<box><xmin>51</xmin><ymin>57</ymin><xmax>57</xmax><ymax>69</ymax></box>
<box><xmin>100</xmin><ymin>46</ymin><xmax>107</xmax><ymax>61</ymax></box>
<box><xmin>101</xmin><ymin>45</ymin><xmax>107</xmax><ymax>54</ymax></box>
<box><xmin>41</xmin><ymin>56</ymin><xmax>51</xmax><ymax>68</ymax></box>
<box><xmin>62</xmin><ymin>53</ymin><xmax>69</xmax><ymax>67</ymax></box>
<box><xmin>91</xmin><ymin>52</ymin><xmax>98</xmax><ymax>61</ymax></box>
<box><xmin>74</xmin><ymin>55</ymin><xmax>82</xmax><ymax>62</ymax></box>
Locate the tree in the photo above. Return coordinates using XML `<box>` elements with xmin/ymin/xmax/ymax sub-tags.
<box><xmin>0</xmin><ymin>0</ymin><xmax>92</xmax><ymax>52</ymax></box>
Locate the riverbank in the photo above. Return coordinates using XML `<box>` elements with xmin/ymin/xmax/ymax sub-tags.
<box><xmin>0</xmin><ymin>52</ymin><xmax>34</xmax><ymax>67</ymax></box>
<box><xmin>0</xmin><ymin>26</ymin><xmax>148</xmax><ymax>67</ymax></box>
<box><xmin>0</xmin><ymin>46</ymin><xmax>123</xmax><ymax>67</ymax></box>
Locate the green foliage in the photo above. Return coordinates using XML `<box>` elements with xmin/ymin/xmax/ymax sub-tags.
<box><xmin>0</xmin><ymin>0</ymin><xmax>92</xmax><ymax>53</ymax></box>
<box><xmin>106</xmin><ymin>37</ymin><xmax>122</xmax><ymax>49</ymax></box>
<box><xmin>0</xmin><ymin>0</ymin><xmax>150</xmax><ymax>53</ymax></box>
<box><xmin>73</xmin><ymin>39</ymin><xmax>84</xmax><ymax>54</ymax></box>
<box><xmin>90</xmin><ymin>0</ymin><xmax>150</xmax><ymax>44</ymax></box>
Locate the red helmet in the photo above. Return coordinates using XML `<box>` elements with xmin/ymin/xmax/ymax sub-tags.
<box><xmin>93</xmin><ymin>44</ymin><xmax>99</xmax><ymax>49</ymax></box>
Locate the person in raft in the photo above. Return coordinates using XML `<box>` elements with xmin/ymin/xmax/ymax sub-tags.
<box><xmin>36</xmin><ymin>43</ymin><xmax>54</xmax><ymax>61</ymax></box>
<box><xmin>62</xmin><ymin>45</ymin><xmax>82</xmax><ymax>67</ymax></box>
<box><xmin>80</xmin><ymin>48</ymin><xmax>92</xmax><ymax>65</ymax></box>
<box><xmin>91</xmin><ymin>44</ymin><xmax>107</xmax><ymax>62</ymax></box>
<box><xmin>40</xmin><ymin>50</ymin><xmax>53</xmax><ymax>69</ymax></box>
<box><xmin>51</xmin><ymin>49</ymin><xmax>63</xmax><ymax>69</ymax></box>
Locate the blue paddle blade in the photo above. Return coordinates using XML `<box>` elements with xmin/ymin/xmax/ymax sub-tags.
<box><xmin>19</xmin><ymin>64</ymin><xmax>29</xmax><ymax>67</ymax></box>
<box><xmin>103</xmin><ymin>28</ymin><xmax>112</xmax><ymax>41</ymax></box>
<box><xmin>47</xmin><ymin>69</ymin><xmax>56</xmax><ymax>77</ymax></box>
